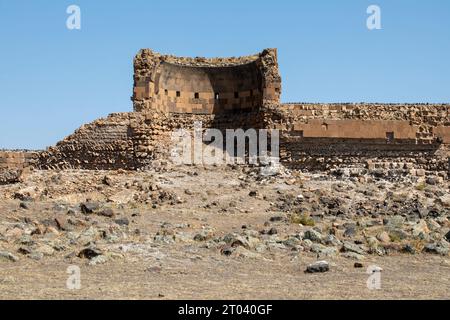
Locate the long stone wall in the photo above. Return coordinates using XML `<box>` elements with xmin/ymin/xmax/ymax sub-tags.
<box><xmin>268</xmin><ymin>103</ymin><xmax>450</xmax><ymax>173</ymax></box>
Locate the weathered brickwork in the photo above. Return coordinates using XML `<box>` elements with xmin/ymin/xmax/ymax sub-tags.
<box><xmin>0</xmin><ymin>151</ymin><xmax>38</xmax><ymax>170</ymax></box>
<box><xmin>265</xmin><ymin>103</ymin><xmax>450</xmax><ymax>172</ymax></box>
<box><xmin>0</xmin><ymin>151</ymin><xmax>38</xmax><ymax>185</ymax></box>
<box><xmin>133</xmin><ymin>49</ymin><xmax>281</xmax><ymax>114</ymax></box>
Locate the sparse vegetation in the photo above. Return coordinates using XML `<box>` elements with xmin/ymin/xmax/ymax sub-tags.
<box><xmin>290</xmin><ymin>213</ymin><xmax>315</xmax><ymax>226</ymax></box>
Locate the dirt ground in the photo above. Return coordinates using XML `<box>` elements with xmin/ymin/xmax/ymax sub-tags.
<box><xmin>0</xmin><ymin>165</ymin><xmax>449</xmax><ymax>299</ymax></box>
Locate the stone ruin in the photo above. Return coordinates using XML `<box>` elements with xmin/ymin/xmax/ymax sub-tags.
<box><xmin>1</xmin><ymin>48</ymin><xmax>449</xmax><ymax>180</ymax></box>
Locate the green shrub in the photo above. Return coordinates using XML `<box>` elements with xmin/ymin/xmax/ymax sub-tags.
<box><xmin>290</xmin><ymin>214</ymin><xmax>315</xmax><ymax>226</ymax></box>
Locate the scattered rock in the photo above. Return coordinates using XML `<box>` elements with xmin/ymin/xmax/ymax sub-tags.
<box><xmin>19</xmin><ymin>202</ymin><xmax>29</xmax><ymax>210</ymax></box>
<box><xmin>80</xmin><ymin>202</ymin><xmax>100</xmax><ymax>214</ymax></box>
<box><xmin>98</xmin><ymin>208</ymin><xmax>115</xmax><ymax>218</ymax></box>
<box><xmin>115</xmin><ymin>217</ymin><xmax>130</xmax><ymax>226</ymax></box>
<box><xmin>305</xmin><ymin>261</ymin><xmax>329</xmax><ymax>273</ymax></box>
<box><xmin>78</xmin><ymin>247</ymin><xmax>102</xmax><ymax>260</ymax></box>
<box><xmin>341</xmin><ymin>242</ymin><xmax>366</xmax><ymax>255</ymax></box>
<box><xmin>376</xmin><ymin>231</ymin><xmax>390</xmax><ymax>243</ymax></box>
<box><xmin>444</xmin><ymin>230</ymin><xmax>450</xmax><ymax>242</ymax></box>
<box><xmin>304</xmin><ymin>229</ymin><xmax>323</xmax><ymax>243</ymax></box>
<box><xmin>423</xmin><ymin>242</ymin><xmax>449</xmax><ymax>256</ymax></box>
<box><xmin>55</xmin><ymin>216</ymin><xmax>68</xmax><ymax>231</ymax></box>
<box><xmin>0</xmin><ymin>251</ymin><xmax>19</xmax><ymax>262</ymax></box>
<box><xmin>89</xmin><ymin>255</ymin><xmax>109</xmax><ymax>265</ymax></box>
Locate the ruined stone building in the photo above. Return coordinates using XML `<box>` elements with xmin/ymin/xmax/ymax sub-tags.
<box><xmin>1</xmin><ymin>48</ymin><xmax>449</xmax><ymax>177</ymax></box>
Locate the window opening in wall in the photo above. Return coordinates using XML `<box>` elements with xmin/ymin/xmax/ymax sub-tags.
<box><xmin>386</xmin><ymin>132</ymin><xmax>394</xmax><ymax>143</ymax></box>
<box><xmin>215</xmin><ymin>93</ymin><xmax>219</xmax><ymax>100</ymax></box>
<box><xmin>292</xmin><ymin>130</ymin><xmax>304</xmax><ymax>138</ymax></box>
<box><xmin>165</xmin><ymin>89</ymin><xmax>168</xmax><ymax>96</ymax></box>
<box><xmin>234</xmin><ymin>92</ymin><xmax>239</xmax><ymax>99</ymax></box>
<box><xmin>194</xmin><ymin>92</ymin><xmax>199</xmax><ymax>99</ymax></box>
<box><xmin>176</xmin><ymin>91</ymin><xmax>181</xmax><ymax>97</ymax></box>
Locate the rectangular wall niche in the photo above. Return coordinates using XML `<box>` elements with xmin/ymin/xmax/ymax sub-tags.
<box><xmin>386</xmin><ymin>132</ymin><xmax>394</xmax><ymax>143</ymax></box>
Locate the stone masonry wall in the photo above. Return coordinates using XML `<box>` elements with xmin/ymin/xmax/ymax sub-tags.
<box><xmin>266</xmin><ymin>103</ymin><xmax>450</xmax><ymax>174</ymax></box>
<box><xmin>133</xmin><ymin>48</ymin><xmax>281</xmax><ymax>114</ymax></box>
<box><xmin>0</xmin><ymin>151</ymin><xmax>38</xmax><ymax>171</ymax></box>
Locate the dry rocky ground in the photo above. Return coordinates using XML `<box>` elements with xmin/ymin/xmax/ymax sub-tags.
<box><xmin>0</xmin><ymin>162</ymin><xmax>449</xmax><ymax>299</ymax></box>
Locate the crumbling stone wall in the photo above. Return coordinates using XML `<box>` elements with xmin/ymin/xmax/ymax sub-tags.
<box><xmin>133</xmin><ymin>49</ymin><xmax>281</xmax><ymax>114</ymax></box>
<box><xmin>37</xmin><ymin>110</ymin><xmax>268</xmax><ymax>170</ymax></box>
<box><xmin>266</xmin><ymin>104</ymin><xmax>450</xmax><ymax>173</ymax></box>
<box><xmin>0</xmin><ymin>151</ymin><xmax>38</xmax><ymax>171</ymax></box>
<box><xmin>0</xmin><ymin>151</ymin><xmax>38</xmax><ymax>185</ymax></box>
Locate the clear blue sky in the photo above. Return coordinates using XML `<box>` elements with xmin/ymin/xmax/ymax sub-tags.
<box><xmin>1</xmin><ymin>0</ymin><xmax>449</xmax><ymax>149</ymax></box>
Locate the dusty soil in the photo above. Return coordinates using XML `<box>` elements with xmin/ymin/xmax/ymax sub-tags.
<box><xmin>0</xmin><ymin>164</ymin><xmax>449</xmax><ymax>299</ymax></box>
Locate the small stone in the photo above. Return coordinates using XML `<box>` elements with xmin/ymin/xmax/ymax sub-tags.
<box><xmin>19</xmin><ymin>202</ymin><xmax>29</xmax><ymax>210</ymax></box>
<box><xmin>89</xmin><ymin>255</ymin><xmax>109</xmax><ymax>266</ymax></box>
<box><xmin>36</xmin><ymin>244</ymin><xmax>55</xmax><ymax>256</ymax></box>
<box><xmin>115</xmin><ymin>217</ymin><xmax>130</xmax><ymax>226</ymax></box>
<box><xmin>402</xmin><ymin>244</ymin><xmax>417</xmax><ymax>254</ymax></box>
<box><xmin>146</xmin><ymin>266</ymin><xmax>162</xmax><ymax>273</ymax></box>
<box><xmin>304</xmin><ymin>229</ymin><xmax>323</xmax><ymax>243</ymax></box>
<box><xmin>342</xmin><ymin>252</ymin><xmax>365</xmax><ymax>260</ymax></box>
<box><xmin>194</xmin><ymin>228</ymin><xmax>214</xmax><ymax>241</ymax></box>
<box><xmin>343</xmin><ymin>225</ymin><xmax>357</xmax><ymax>238</ymax></box>
<box><xmin>416</xmin><ymin>169</ymin><xmax>426</xmax><ymax>177</ymax></box>
<box><xmin>98</xmin><ymin>208</ymin><xmax>115</xmax><ymax>218</ymax></box>
<box><xmin>0</xmin><ymin>251</ymin><xmax>19</xmax><ymax>262</ymax></box>
<box><xmin>17</xmin><ymin>247</ymin><xmax>32</xmax><ymax>255</ymax></box>
<box><xmin>29</xmin><ymin>251</ymin><xmax>44</xmax><ymax>261</ymax></box>
<box><xmin>78</xmin><ymin>247</ymin><xmax>102</xmax><ymax>260</ymax></box>
<box><xmin>102</xmin><ymin>176</ymin><xmax>113</xmax><ymax>186</ymax></box>
<box><xmin>268</xmin><ymin>228</ymin><xmax>278</xmax><ymax>235</ymax></box>
<box><xmin>55</xmin><ymin>216</ymin><xmax>68</xmax><ymax>230</ymax></box>
<box><xmin>80</xmin><ymin>202</ymin><xmax>100</xmax><ymax>214</ymax></box>
<box><xmin>220</xmin><ymin>246</ymin><xmax>235</xmax><ymax>256</ymax></box>
<box><xmin>269</xmin><ymin>216</ymin><xmax>283</xmax><ymax>222</ymax></box>
<box><xmin>341</xmin><ymin>242</ymin><xmax>366</xmax><ymax>255</ymax></box>
<box><xmin>248</xmin><ymin>191</ymin><xmax>258</xmax><ymax>197</ymax></box>
<box><xmin>412</xmin><ymin>220</ymin><xmax>429</xmax><ymax>238</ymax></box>
<box><xmin>306</xmin><ymin>261</ymin><xmax>329</xmax><ymax>273</ymax></box>
<box><xmin>424</xmin><ymin>242</ymin><xmax>449</xmax><ymax>256</ymax></box>
<box><xmin>444</xmin><ymin>230</ymin><xmax>450</xmax><ymax>242</ymax></box>
<box><xmin>376</xmin><ymin>231</ymin><xmax>390</xmax><ymax>243</ymax></box>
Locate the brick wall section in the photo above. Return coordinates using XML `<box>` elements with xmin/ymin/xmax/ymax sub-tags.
<box><xmin>0</xmin><ymin>151</ymin><xmax>38</xmax><ymax>170</ymax></box>
<box><xmin>133</xmin><ymin>49</ymin><xmax>281</xmax><ymax>114</ymax></box>
<box><xmin>263</xmin><ymin>103</ymin><xmax>450</xmax><ymax>172</ymax></box>
<box><xmin>37</xmin><ymin>110</ymin><xmax>267</xmax><ymax>170</ymax></box>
